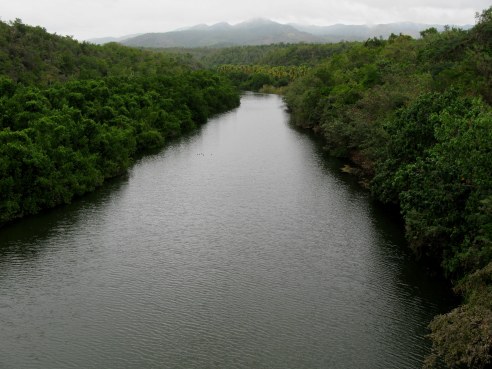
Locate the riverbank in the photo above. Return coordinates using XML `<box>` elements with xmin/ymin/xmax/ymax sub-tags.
<box><xmin>0</xmin><ymin>20</ymin><xmax>240</xmax><ymax>227</ymax></box>
<box><xmin>282</xmin><ymin>12</ymin><xmax>492</xmax><ymax>367</ymax></box>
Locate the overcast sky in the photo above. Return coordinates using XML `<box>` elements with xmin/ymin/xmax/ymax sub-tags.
<box><xmin>1</xmin><ymin>0</ymin><xmax>490</xmax><ymax>40</ymax></box>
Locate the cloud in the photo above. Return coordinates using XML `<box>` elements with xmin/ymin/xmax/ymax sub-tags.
<box><xmin>1</xmin><ymin>0</ymin><xmax>488</xmax><ymax>40</ymax></box>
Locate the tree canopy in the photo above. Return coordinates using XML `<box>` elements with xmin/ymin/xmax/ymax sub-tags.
<box><xmin>0</xmin><ymin>19</ymin><xmax>239</xmax><ymax>225</ymax></box>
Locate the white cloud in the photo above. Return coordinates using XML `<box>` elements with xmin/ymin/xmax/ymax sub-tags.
<box><xmin>1</xmin><ymin>0</ymin><xmax>488</xmax><ymax>40</ymax></box>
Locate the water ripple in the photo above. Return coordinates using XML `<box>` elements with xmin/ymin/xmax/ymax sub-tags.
<box><xmin>0</xmin><ymin>93</ymin><xmax>452</xmax><ymax>369</ymax></box>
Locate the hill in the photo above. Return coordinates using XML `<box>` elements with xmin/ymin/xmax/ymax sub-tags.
<box><xmin>88</xmin><ymin>33</ymin><xmax>143</xmax><ymax>45</ymax></box>
<box><xmin>291</xmin><ymin>22</ymin><xmax>458</xmax><ymax>41</ymax></box>
<box><xmin>119</xmin><ymin>19</ymin><xmax>470</xmax><ymax>48</ymax></box>
<box><xmin>121</xmin><ymin>19</ymin><xmax>320</xmax><ymax>48</ymax></box>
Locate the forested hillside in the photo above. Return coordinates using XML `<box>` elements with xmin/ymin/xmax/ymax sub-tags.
<box><xmin>114</xmin><ymin>19</ymin><xmax>462</xmax><ymax>48</ymax></box>
<box><xmin>0</xmin><ymin>19</ymin><xmax>239</xmax><ymax>225</ymax></box>
<box><xmin>121</xmin><ymin>19</ymin><xmax>320</xmax><ymax>48</ymax></box>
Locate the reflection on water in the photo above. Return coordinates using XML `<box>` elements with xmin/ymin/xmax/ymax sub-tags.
<box><xmin>0</xmin><ymin>93</ymin><xmax>452</xmax><ymax>369</ymax></box>
<box><xmin>0</xmin><ymin>176</ymin><xmax>128</xmax><ymax>264</ymax></box>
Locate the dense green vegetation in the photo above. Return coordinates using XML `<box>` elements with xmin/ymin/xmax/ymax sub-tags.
<box><xmin>281</xmin><ymin>9</ymin><xmax>492</xmax><ymax>368</ymax></box>
<box><xmin>167</xmin><ymin>42</ymin><xmax>352</xmax><ymax>67</ymax></box>
<box><xmin>0</xmin><ymin>19</ymin><xmax>239</xmax><ymax>225</ymax></box>
<box><xmin>216</xmin><ymin>64</ymin><xmax>310</xmax><ymax>92</ymax></box>
<box><xmin>165</xmin><ymin>43</ymin><xmax>353</xmax><ymax>92</ymax></box>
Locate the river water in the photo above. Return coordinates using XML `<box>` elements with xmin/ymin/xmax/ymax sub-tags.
<box><xmin>0</xmin><ymin>93</ymin><xmax>451</xmax><ymax>368</ymax></box>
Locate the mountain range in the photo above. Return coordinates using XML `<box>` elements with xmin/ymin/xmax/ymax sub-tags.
<box><xmin>89</xmin><ymin>19</ymin><xmax>470</xmax><ymax>48</ymax></box>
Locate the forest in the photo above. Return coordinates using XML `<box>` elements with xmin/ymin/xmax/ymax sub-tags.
<box><xmin>0</xmin><ymin>19</ymin><xmax>240</xmax><ymax>225</ymax></box>
<box><xmin>168</xmin><ymin>8</ymin><xmax>492</xmax><ymax>368</ymax></box>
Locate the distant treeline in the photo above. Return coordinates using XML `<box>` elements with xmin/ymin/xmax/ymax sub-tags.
<box><xmin>165</xmin><ymin>42</ymin><xmax>352</xmax><ymax>67</ymax></box>
<box><xmin>162</xmin><ymin>44</ymin><xmax>351</xmax><ymax>92</ymax></box>
<box><xmin>216</xmin><ymin>64</ymin><xmax>310</xmax><ymax>92</ymax></box>
<box><xmin>0</xmin><ymin>19</ymin><xmax>239</xmax><ymax>225</ymax></box>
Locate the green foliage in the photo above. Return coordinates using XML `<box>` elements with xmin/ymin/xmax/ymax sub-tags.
<box><xmin>425</xmin><ymin>262</ymin><xmax>492</xmax><ymax>369</ymax></box>
<box><xmin>217</xmin><ymin>64</ymin><xmax>309</xmax><ymax>91</ymax></box>
<box><xmin>0</xmin><ymin>21</ymin><xmax>239</xmax><ymax>226</ymax></box>
<box><xmin>383</xmin><ymin>95</ymin><xmax>492</xmax><ymax>276</ymax></box>
<box><xmin>420</xmin><ymin>27</ymin><xmax>439</xmax><ymax>39</ymax></box>
<box><xmin>284</xmin><ymin>41</ymin><xmax>395</xmax><ymax>161</ymax></box>
<box><xmin>371</xmin><ymin>90</ymin><xmax>472</xmax><ymax>204</ymax></box>
<box><xmin>281</xmin><ymin>8</ymin><xmax>492</xmax><ymax>367</ymax></box>
<box><xmin>164</xmin><ymin>43</ymin><xmax>353</xmax><ymax>92</ymax></box>
<box><xmin>0</xmin><ymin>19</ymin><xmax>198</xmax><ymax>86</ymax></box>
<box><xmin>473</xmin><ymin>7</ymin><xmax>492</xmax><ymax>49</ymax></box>
<box><xmin>425</xmin><ymin>302</ymin><xmax>492</xmax><ymax>369</ymax></box>
<box><xmin>167</xmin><ymin>43</ymin><xmax>352</xmax><ymax>67</ymax></box>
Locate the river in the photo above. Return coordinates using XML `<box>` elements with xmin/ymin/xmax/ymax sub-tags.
<box><xmin>0</xmin><ymin>93</ymin><xmax>452</xmax><ymax>368</ymax></box>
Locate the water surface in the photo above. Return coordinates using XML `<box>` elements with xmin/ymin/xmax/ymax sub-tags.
<box><xmin>0</xmin><ymin>93</ymin><xmax>451</xmax><ymax>368</ymax></box>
